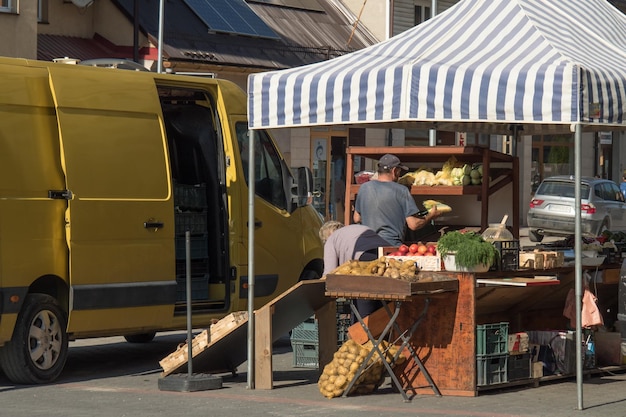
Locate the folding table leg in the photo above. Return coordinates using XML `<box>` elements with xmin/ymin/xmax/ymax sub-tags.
<box><xmin>389</xmin><ymin>298</ymin><xmax>441</xmax><ymax>397</ymax></box>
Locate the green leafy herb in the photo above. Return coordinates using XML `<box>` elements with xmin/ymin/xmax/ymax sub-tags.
<box><xmin>436</xmin><ymin>231</ymin><xmax>498</xmax><ymax>268</ymax></box>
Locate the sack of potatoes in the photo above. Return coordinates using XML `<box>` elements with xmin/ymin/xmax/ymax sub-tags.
<box><xmin>317</xmin><ymin>339</ymin><xmax>405</xmax><ymax>399</ymax></box>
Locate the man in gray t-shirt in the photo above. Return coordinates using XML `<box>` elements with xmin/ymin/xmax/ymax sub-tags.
<box><xmin>354</xmin><ymin>154</ymin><xmax>440</xmax><ymax>246</ymax></box>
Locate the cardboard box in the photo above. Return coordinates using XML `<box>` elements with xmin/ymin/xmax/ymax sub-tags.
<box><xmin>543</xmin><ymin>251</ymin><xmax>564</xmax><ymax>269</ymax></box>
<box><xmin>377</xmin><ymin>245</ymin><xmax>441</xmax><ymax>271</ymax></box>
<box><xmin>519</xmin><ymin>251</ymin><xmax>544</xmax><ymax>270</ymax></box>
<box><xmin>508</xmin><ymin>332</ymin><xmax>529</xmax><ymax>353</ymax></box>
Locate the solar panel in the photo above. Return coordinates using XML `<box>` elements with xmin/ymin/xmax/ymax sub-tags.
<box><xmin>183</xmin><ymin>0</ymin><xmax>279</xmax><ymax>39</ymax></box>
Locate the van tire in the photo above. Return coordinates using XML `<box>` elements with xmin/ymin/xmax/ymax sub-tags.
<box><xmin>299</xmin><ymin>268</ymin><xmax>321</xmax><ymax>281</ymax></box>
<box><xmin>0</xmin><ymin>294</ymin><xmax>68</xmax><ymax>384</ymax></box>
<box><xmin>124</xmin><ymin>332</ymin><xmax>156</xmax><ymax>343</ymax></box>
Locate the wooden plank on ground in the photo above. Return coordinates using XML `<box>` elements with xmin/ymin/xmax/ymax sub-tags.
<box><xmin>159</xmin><ymin>311</ymin><xmax>249</xmax><ymax>376</ymax></box>
<box><xmin>160</xmin><ymin>279</ymin><xmax>332</xmax><ymax>379</ymax></box>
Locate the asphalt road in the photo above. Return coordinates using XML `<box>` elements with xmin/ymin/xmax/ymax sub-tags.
<box><xmin>0</xmin><ymin>330</ymin><xmax>625</xmax><ymax>417</ymax></box>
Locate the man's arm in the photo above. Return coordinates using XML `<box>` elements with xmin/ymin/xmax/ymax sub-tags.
<box><xmin>406</xmin><ymin>207</ymin><xmax>440</xmax><ymax>231</ymax></box>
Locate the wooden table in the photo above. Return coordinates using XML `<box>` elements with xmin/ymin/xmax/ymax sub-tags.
<box><xmin>325</xmin><ymin>273</ymin><xmax>458</xmax><ymax>401</ymax></box>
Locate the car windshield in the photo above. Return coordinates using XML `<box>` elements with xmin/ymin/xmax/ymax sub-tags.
<box><xmin>536</xmin><ymin>181</ymin><xmax>590</xmax><ymax>199</ymax></box>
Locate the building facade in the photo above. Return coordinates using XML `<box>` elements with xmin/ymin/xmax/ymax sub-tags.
<box><xmin>2</xmin><ymin>0</ymin><xmax>626</xmax><ymax>227</ymax></box>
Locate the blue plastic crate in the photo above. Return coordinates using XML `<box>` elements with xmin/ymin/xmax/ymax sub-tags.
<box><xmin>476</xmin><ymin>322</ymin><xmax>509</xmax><ymax>355</ymax></box>
<box><xmin>477</xmin><ymin>353</ymin><xmax>508</xmax><ymax>386</ymax></box>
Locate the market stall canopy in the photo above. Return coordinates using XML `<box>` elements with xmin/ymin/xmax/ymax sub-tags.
<box><xmin>248</xmin><ymin>0</ymin><xmax>626</xmax><ymax>135</ymax></box>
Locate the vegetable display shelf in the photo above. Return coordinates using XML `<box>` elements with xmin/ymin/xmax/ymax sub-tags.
<box><xmin>343</xmin><ymin>146</ymin><xmax>519</xmax><ymax>237</ymax></box>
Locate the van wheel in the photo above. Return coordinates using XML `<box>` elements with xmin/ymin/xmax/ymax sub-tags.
<box><xmin>124</xmin><ymin>332</ymin><xmax>156</xmax><ymax>343</ymax></box>
<box><xmin>0</xmin><ymin>294</ymin><xmax>68</xmax><ymax>384</ymax></box>
<box><xmin>299</xmin><ymin>268</ymin><xmax>321</xmax><ymax>281</ymax></box>
<box><xmin>528</xmin><ymin>229</ymin><xmax>544</xmax><ymax>242</ymax></box>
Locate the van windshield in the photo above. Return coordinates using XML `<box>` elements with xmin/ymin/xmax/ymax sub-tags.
<box><xmin>236</xmin><ymin>123</ymin><xmax>287</xmax><ymax>210</ymax></box>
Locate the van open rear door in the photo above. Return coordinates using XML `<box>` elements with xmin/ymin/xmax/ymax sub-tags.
<box><xmin>47</xmin><ymin>66</ymin><xmax>177</xmax><ymax>333</ymax></box>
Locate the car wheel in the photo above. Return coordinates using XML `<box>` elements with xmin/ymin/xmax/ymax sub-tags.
<box><xmin>597</xmin><ymin>220</ymin><xmax>610</xmax><ymax>236</ymax></box>
<box><xmin>0</xmin><ymin>294</ymin><xmax>68</xmax><ymax>384</ymax></box>
<box><xmin>124</xmin><ymin>332</ymin><xmax>157</xmax><ymax>343</ymax></box>
<box><xmin>528</xmin><ymin>229</ymin><xmax>544</xmax><ymax>242</ymax></box>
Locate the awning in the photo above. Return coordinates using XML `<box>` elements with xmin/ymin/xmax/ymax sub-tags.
<box><xmin>248</xmin><ymin>0</ymin><xmax>626</xmax><ymax>135</ymax></box>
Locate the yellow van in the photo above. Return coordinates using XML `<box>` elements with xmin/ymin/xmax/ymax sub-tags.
<box><xmin>0</xmin><ymin>57</ymin><xmax>323</xmax><ymax>384</ymax></box>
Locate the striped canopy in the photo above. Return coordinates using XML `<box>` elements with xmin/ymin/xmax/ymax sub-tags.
<box><xmin>248</xmin><ymin>0</ymin><xmax>626</xmax><ymax>134</ymax></box>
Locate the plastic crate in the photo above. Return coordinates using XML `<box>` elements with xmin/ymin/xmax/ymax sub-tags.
<box><xmin>291</xmin><ymin>318</ymin><xmax>318</xmax><ymax>342</ymax></box>
<box><xmin>477</xmin><ymin>322</ymin><xmax>509</xmax><ymax>355</ymax></box>
<box><xmin>491</xmin><ymin>240</ymin><xmax>519</xmax><ymax>271</ymax></box>
<box><xmin>292</xmin><ymin>340</ymin><xmax>319</xmax><ymax>368</ymax></box>
<box><xmin>176</xmin><ymin>258</ymin><xmax>209</xmax><ymax>276</ymax></box>
<box><xmin>174</xmin><ymin>183</ymin><xmax>207</xmax><ymax>210</ymax></box>
<box><xmin>507</xmin><ymin>352</ymin><xmax>531</xmax><ymax>381</ymax></box>
<box><xmin>175</xmin><ymin>212</ymin><xmax>208</xmax><ymax>235</ymax></box>
<box><xmin>175</xmin><ymin>273</ymin><xmax>209</xmax><ymax>302</ymax></box>
<box><xmin>477</xmin><ymin>353</ymin><xmax>508</xmax><ymax>386</ymax></box>
<box><xmin>175</xmin><ymin>234</ymin><xmax>209</xmax><ymax>260</ymax></box>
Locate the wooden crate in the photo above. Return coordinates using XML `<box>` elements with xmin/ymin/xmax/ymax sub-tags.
<box><xmin>159</xmin><ymin>311</ymin><xmax>248</xmax><ymax>376</ymax></box>
<box><xmin>325</xmin><ymin>273</ymin><xmax>458</xmax><ymax>300</ymax></box>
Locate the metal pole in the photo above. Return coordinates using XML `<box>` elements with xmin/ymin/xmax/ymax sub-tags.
<box><xmin>428</xmin><ymin>0</ymin><xmax>437</xmax><ymax>146</ymax></box>
<box><xmin>574</xmin><ymin>123</ymin><xmax>583</xmax><ymax>410</ymax></box>
<box><xmin>247</xmin><ymin>130</ymin><xmax>256</xmax><ymax>389</ymax></box>
<box><xmin>157</xmin><ymin>0</ymin><xmax>165</xmax><ymax>73</ymax></box>
<box><xmin>186</xmin><ymin>231</ymin><xmax>193</xmax><ymax>376</ymax></box>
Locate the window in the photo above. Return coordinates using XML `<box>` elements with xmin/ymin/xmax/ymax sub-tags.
<box><xmin>236</xmin><ymin>123</ymin><xmax>287</xmax><ymax>210</ymax></box>
<box><xmin>414</xmin><ymin>2</ymin><xmax>431</xmax><ymax>26</ymax></box>
<box><xmin>0</xmin><ymin>0</ymin><xmax>16</xmax><ymax>13</ymax></box>
<box><xmin>38</xmin><ymin>0</ymin><xmax>49</xmax><ymax>23</ymax></box>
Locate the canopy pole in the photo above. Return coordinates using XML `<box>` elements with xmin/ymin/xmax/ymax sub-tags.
<box><xmin>247</xmin><ymin>130</ymin><xmax>257</xmax><ymax>389</ymax></box>
<box><xmin>428</xmin><ymin>0</ymin><xmax>438</xmax><ymax>147</ymax></box>
<box><xmin>157</xmin><ymin>0</ymin><xmax>164</xmax><ymax>73</ymax></box>
<box><xmin>574</xmin><ymin>123</ymin><xmax>584</xmax><ymax>410</ymax></box>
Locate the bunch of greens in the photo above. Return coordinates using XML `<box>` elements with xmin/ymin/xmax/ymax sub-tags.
<box><xmin>436</xmin><ymin>230</ymin><xmax>498</xmax><ymax>268</ymax></box>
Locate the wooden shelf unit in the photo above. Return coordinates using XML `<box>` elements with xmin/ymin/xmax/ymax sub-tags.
<box><xmin>343</xmin><ymin>146</ymin><xmax>520</xmax><ymax>237</ymax></box>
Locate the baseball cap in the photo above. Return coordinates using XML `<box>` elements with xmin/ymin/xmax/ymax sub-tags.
<box><xmin>378</xmin><ymin>154</ymin><xmax>408</xmax><ymax>170</ymax></box>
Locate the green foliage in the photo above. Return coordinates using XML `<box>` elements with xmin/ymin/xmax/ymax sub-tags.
<box><xmin>436</xmin><ymin>231</ymin><xmax>498</xmax><ymax>268</ymax></box>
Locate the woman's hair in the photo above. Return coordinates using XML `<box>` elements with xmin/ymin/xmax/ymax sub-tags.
<box><xmin>319</xmin><ymin>220</ymin><xmax>344</xmax><ymax>244</ymax></box>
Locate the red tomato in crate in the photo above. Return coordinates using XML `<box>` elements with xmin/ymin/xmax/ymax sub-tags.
<box><xmin>409</xmin><ymin>243</ymin><xmax>420</xmax><ymax>254</ymax></box>
<box><xmin>398</xmin><ymin>244</ymin><xmax>410</xmax><ymax>254</ymax></box>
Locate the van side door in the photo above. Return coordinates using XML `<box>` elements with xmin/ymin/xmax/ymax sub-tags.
<box><xmin>47</xmin><ymin>66</ymin><xmax>176</xmax><ymax>334</ymax></box>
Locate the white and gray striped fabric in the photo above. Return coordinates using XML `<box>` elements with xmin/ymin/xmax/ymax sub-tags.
<box><xmin>248</xmin><ymin>0</ymin><xmax>626</xmax><ymax>134</ymax></box>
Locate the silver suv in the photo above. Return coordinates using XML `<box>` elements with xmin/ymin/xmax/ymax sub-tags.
<box><xmin>527</xmin><ymin>175</ymin><xmax>626</xmax><ymax>242</ymax></box>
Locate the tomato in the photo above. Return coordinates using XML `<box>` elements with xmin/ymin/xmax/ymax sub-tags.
<box><xmin>398</xmin><ymin>244</ymin><xmax>410</xmax><ymax>254</ymax></box>
<box><xmin>408</xmin><ymin>243</ymin><xmax>419</xmax><ymax>254</ymax></box>
<box><xmin>426</xmin><ymin>244</ymin><xmax>437</xmax><ymax>255</ymax></box>
<box><xmin>417</xmin><ymin>244</ymin><xmax>428</xmax><ymax>255</ymax></box>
